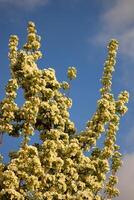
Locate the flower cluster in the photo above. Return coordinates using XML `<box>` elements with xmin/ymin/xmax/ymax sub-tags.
<box><xmin>67</xmin><ymin>66</ymin><xmax>77</xmax><ymax>80</ymax></box>
<box><xmin>0</xmin><ymin>78</ymin><xmax>19</xmax><ymax>135</ymax></box>
<box><xmin>8</xmin><ymin>35</ymin><xmax>19</xmax><ymax>67</ymax></box>
<box><xmin>23</xmin><ymin>21</ymin><xmax>42</xmax><ymax>59</ymax></box>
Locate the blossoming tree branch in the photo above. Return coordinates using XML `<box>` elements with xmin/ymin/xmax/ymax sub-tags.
<box><xmin>0</xmin><ymin>22</ymin><xmax>129</xmax><ymax>200</ymax></box>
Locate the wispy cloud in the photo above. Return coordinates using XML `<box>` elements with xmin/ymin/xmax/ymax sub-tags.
<box><xmin>92</xmin><ymin>0</ymin><xmax>134</xmax><ymax>58</ymax></box>
<box><xmin>103</xmin><ymin>0</ymin><xmax>134</xmax><ymax>31</ymax></box>
<box><xmin>116</xmin><ymin>153</ymin><xmax>134</xmax><ymax>200</ymax></box>
<box><xmin>0</xmin><ymin>0</ymin><xmax>49</xmax><ymax>9</ymax></box>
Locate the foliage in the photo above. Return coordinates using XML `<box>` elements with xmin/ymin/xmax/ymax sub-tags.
<box><xmin>0</xmin><ymin>22</ymin><xmax>129</xmax><ymax>200</ymax></box>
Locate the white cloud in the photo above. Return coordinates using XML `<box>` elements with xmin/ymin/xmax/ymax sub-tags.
<box><xmin>0</xmin><ymin>0</ymin><xmax>80</xmax><ymax>10</ymax></box>
<box><xmin>0</xmin><ymin>0</ymin><xmax>49</xmax><ymax>9</ymax></box>
<box><xmin>116</xmin><ymin>153</ymin><xmax>134</xmax><ymax>200</ymax></box>
<box><xmin>103</xmin><ymin>0</ymin><xmax>134</xmax><ymax>31</ymax></box>
<box><xmin>92</xmin><ymin>0</ymin><xmax>134</xmax><ymax>58</ymax></box>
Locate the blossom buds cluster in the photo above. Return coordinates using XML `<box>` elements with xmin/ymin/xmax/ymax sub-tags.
<box><xmin>116</xmin><ymin>90</ymin><xmax>129</xmax><ymax>115</ymax></box>
<box><xmin>24</xmin><ymin>21</ymin><xmax>41</xmax><ymax>51</ymax></box>
<box><xmin>67</xmin><ymin>66</ymin><xmax>77</xmax><ymax>80</ymax></box>
<box><xmin>0</xmin><ymin>78</ymin><xmax>19</xmax><ymax>134</ymax></box>
<box><xmin>23</xmin><ymin>21</ymin><xmax>42</xmax><ymax>61</ymax></box>
<box><xmin>8</xmin><ymin>35</ymin><xmax>19</xmax><ymax>66</ymax></box>
<box><xmin>100</xmin><ymin>39</ymin><xmax>119</xmax><ymax>94</ymax></box>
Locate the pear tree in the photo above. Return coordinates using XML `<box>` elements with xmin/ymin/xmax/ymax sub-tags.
<box><xmin>0</xmin><ymin>22</ymin><xmax>129</xmax><ymax>200</ymax></box>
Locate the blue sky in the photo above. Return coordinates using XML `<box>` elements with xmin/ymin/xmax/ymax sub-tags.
<box><xmin>0</xmin><ymin>0</ymin><xmax>134</xmax><ymax>199</ymax></box>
